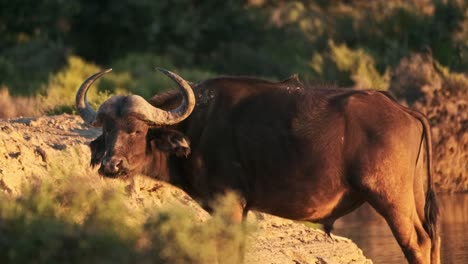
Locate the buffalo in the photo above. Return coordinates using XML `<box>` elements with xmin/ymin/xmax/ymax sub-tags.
<box><xmin>76</xmin><ymin>68</ymin><xmax>439</xmax><ymax>264</ymax></box>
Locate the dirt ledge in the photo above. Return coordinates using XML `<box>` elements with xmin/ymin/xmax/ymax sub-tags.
<box><xmin>0</xmin><ymin>114</ymin><xmax>372</xmax><ymax>264</ymax></box>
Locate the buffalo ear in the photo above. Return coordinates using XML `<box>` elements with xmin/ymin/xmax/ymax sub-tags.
<box><xmin>148</xmin><ymin>128</ymin><xmax>191</xmax><ymax>157</ymax></box>
<box><xmin>89</xmin><ymin>135</ymin><xmax>106</xmax><ymax>167</ymax></box>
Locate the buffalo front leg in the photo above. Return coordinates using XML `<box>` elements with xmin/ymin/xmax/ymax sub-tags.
<box><xmin>214</xmin><ymin>193</ymin><xmax>248</xmax><ymax>264</ymax></box>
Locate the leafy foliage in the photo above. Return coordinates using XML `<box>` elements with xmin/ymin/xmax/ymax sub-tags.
<box><xmin>0</xmin><ymin>175</ymin><xmax>247</xmax><ymax>264</ymax></box>
<box><xmin>1</xmin><ymin>0</ymin><xmax>466</xmax><ymax>94</ymax></box>
<box><xmin>0</xmin><ymin>37</ymin><xmax>68</xmax><ymax>95</ymax></box>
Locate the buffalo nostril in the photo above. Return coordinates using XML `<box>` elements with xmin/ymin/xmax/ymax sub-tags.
<box><xmin>112</xmin><ymin>160</ymin><xmax>122</xmax><ymax>171</ymax></box>
<box><xmin>103</xmin><ymin>159</ymin><xmax>123</xmax><ymax>174</ymax></box>
<box><xmin>110</xmin><ymin>160</ymin><xmax>122</xmax><ymax>171</ymax></box>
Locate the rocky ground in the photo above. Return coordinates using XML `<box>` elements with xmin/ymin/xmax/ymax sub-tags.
<box><xmin>0</xmin><ymin>114</ymin><xmax>371</xmax><ymax>264</ymax></box>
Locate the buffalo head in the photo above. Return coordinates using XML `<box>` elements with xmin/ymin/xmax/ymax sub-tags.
<box><xmin>76</xmin><ymin>68</ymin><xmax>194</xmax><ymax>178</ymax></box>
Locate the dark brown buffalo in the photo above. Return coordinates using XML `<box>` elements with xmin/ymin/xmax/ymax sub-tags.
<box><xmin>76</xmin><ymin>69</ymin><xmax>440</xmax><ymax>264</ymax></box>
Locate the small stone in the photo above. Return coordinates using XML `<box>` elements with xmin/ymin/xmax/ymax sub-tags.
<box><xmin>8</xmin><ymin>152</ymin><xmax>21</xmax><ymax>158</ymax></box>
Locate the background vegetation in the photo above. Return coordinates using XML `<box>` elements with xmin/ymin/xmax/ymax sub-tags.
<box><xmin>1</xmin><ymin>1</ymin><xmax>466</xmax><ymax>97</ymax></box>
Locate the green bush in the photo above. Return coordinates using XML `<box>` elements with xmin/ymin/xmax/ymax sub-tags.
<box><xmin>0</xmin><ymin>179</ymin><xmax>137</xmax><ymax>264</ymax></box>
<box><xmin>0</xmin><ymin>37</ymin><xmax>68</xmax><ymax>96</ymax></box>
<box><xmin>3</xmin><ymin>0</ymin><xmax>467</xmax><ymax>102</ymax></box>
<box><xmin>0</xmin><ymin>54</ymin><xmax>217</xmax><ymax>118</ymax></box>
<box><xmin>36</xmin><ymin>55</ymin><xmax>118</xmax><ymax>115</ymax></box>
<box><xmin>104</xmin><ymin>53</ymin><xmax>215</xmax><ymax>98</ymax></box>
<box><xmin>0</xmin><ymin>174</ymin><xmax>247</xmax><ymax>264</ymax></box>
<box><xmin>276</xmin><ymin>0</ymin><xmax>467</xmax><ymax>80</ymax></box>
<box><xmin>144</xmin><ymin>192</ymin><xmax>247</xmax><ymax>264</ymax></box>
<box><xmin>310</xmin><ymin>41</ymin><xmax>389</xmax><ymax>89</ymax></box>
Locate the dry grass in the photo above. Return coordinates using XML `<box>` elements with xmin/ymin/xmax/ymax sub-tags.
<box><xmin>0</xmin><ymin>88</ymin><xmax>44</xmax><ymax>118</ymax></box>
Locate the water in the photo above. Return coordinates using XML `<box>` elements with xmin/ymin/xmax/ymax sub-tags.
<box><xmin>333</xmin><ymin>194</ymin><xmax>468</xmax><ymax>264</ymax></box>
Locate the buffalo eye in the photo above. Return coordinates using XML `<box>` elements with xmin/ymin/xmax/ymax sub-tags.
<box><xmin>129</xmin><ymin>130</ymin><xmax>144</xmax><ymax>136</ymax></box>
<box><xmin>104</xmin><ymin>125</ymin><xmax>113</xmax><ymax>133</ymax></box>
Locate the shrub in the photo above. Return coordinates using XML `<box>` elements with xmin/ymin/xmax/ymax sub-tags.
<box><xmin>0</xmin><ymin>178</ymin><xmax>137</xmax><ymax>264</ymax></box>
<box><xmin>310</xmin><ymin>41</ymin><xmax>389</xmax><ymax>89</ymax></box>
<box><xmin>389</xmin><ymin>53</ymin><xmax>443</xmax><ymax>104</ymax></box>
<box><xmin>0</xmin><ymin>54</ymin><xmax>217</xmax><ymax>118</ymax></box>
<box><xmin>143</xmin><ymin>192</ymin><xmax>247</xmax><ymax>264</ymax></box>
<box><xmin>41</xmin><ymin>55</ymin><xmax>113</xmax><ymax>115</ymax></box>
<box><xmin>106</xmin><ymin>53</ymin><xmax>215</xmax><ymax>98</ymax></box>
<box><xmin>0</xmin><ymin>37</ymin><xmax>68</xmax><ymax>96</ymax></box>
<box><xmin>0</xmin><ymin>174</ymin><xmax>248</xmax><ymax>264</ymax></box>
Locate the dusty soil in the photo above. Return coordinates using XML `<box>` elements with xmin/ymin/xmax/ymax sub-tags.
<box><xmin>0</xmin><ymin>114</ymin><xmax>371</xmax><ymax>264</ymax></box>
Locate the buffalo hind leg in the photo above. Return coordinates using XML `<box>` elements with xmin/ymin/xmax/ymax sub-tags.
<box><xmin>417</xmin><ymin>186</ymin><xmax>440</xmax><ymax>264</ymax></box>
<box><xmin>364</xmin><ymin>190</ymin><xmax>432</xmax><ymax>264</ymax></box>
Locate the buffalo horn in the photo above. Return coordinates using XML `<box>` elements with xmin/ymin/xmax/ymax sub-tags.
<box><xmin>147</xmin><ymin>67</ymin><xmax>196</xmax><ymax>125</ymax></box>
<box><xmin>75</xmin><ymin>68</ymin><xmax>112</xmax><ymax>126</ymax></box>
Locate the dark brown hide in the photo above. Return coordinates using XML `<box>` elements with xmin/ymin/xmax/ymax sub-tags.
<box><xmin>86</xmin><ymin>74</ymin><xmax>439</xmax><ymax>264</ymax></box>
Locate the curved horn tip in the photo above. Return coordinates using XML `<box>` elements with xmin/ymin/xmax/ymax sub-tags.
<box><xmin>104</xmin><ymin>68</ymin><xmax>113</xmax><ymax>73</ymax></box>
<box><xmin>155</xmin><ymin>67</ymin><xmax>171</xmax><ymax>74</ymax></box>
